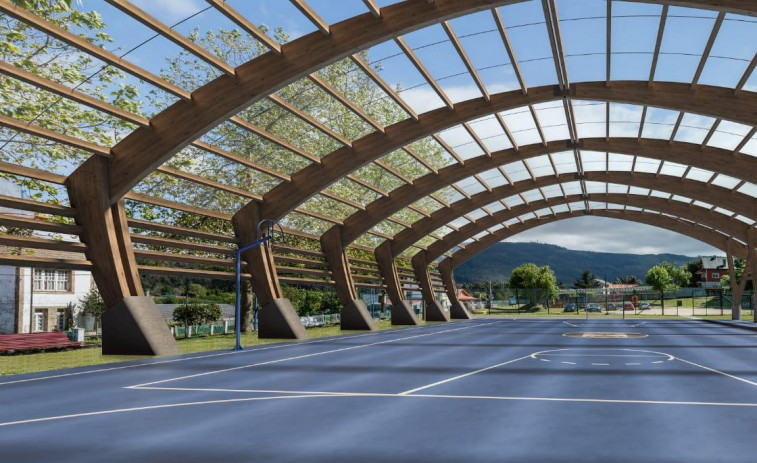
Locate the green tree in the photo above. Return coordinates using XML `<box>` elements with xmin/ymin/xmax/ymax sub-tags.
<box><xmin>509</xmin><ymin>263</ymin><xmax>560</xmax><ymax>307</ymax></box>
<box><xmin>172</xmin><ymin>303</ymin><xmax>223</xmax><ymax>326</ymax></box>
<box><xmin>79</xmin><ymin>286</ymin><xmax>106</xmax><ymax>329</ymax></box>
<box><xmin>645</xmin><ymin>265</ymin><xmax>673</xmax><ymax>314</ymax></box>
<box><xmin>658</xmin><ymin>261</ymin><xmax>692</xmax><ymax>288</ymax></box>
<box><xmin>187</xmin><ymin>283</ymin><xmax>207</xmax><ymax>299</ymax></box>
<box><xmin>573</xmin><ymin>269</ymin><xmax>600</xmax><ymax>289</ymax></box>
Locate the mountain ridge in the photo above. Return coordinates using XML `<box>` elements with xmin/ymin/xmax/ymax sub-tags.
<box><xmin>453</xmin><ymin>242</ymin><xmax>708</xmax><ymax>284</ymax></box>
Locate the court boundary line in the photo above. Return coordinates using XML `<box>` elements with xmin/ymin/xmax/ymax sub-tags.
<box><xmin>7</xmin><ymin>391</ymin><xmax>757</xmax><ymax>428</ymax></box>
<box><xmin>0</xmin><ymin>319</ymin><xmax>483</xmax><ymax>387</ymax></box>
<box><xmin>127</xmin><ymin>321</ymin><xmax>504</xmax><ymax>389</ymax></box>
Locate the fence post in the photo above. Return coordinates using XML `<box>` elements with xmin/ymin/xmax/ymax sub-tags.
<box><xmin>210</xmin><ymin>324</ymin><xmax>215</xmax><ymax>336</ymax></box>
<box><xmin>223</xmin><ymin>319</ymin><xmax>229</xmax><ymax>334</ymax></box>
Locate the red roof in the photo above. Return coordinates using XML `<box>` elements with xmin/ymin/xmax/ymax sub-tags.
<box><xmin>457</xmin><ymin>289</ymin><xmax>476</xmax><ymax>301</ymax></box>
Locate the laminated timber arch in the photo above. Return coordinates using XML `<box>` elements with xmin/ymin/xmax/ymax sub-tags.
<box><xmin>423</xmin><ymin>194</ymin><xmax>754</xmax><ymax>263</ymax></box>
<box><xmin>388</xmin><ymin>172</ymin><xmax>757</xmax><ymax>256</ymax></box>
<box><xmin>409</xmin><ymin>194</ymin><xmax>754</xmax><ymax>317</ymax></box>
<box><xmin>3</xmin><ymin>0</ymin><xmax>757</xmax><ymax>349</ymax></box>
<box><xmin>338</xmin><ymin>138</ymin><xmax>757</xmax><ymax>246</ymax></box>
<box><xmin>436</xmin><ymin>210</ymin><xmax>755</xmax><ymax>315</ymax></box>
<box><xmin>256</xmin><ymin>82</ymin><xmax>757</xmax><ymax>224</ymax></box>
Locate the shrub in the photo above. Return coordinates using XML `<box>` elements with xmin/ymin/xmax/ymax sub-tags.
<box><xmin>172</xmin><ymin>303</ymin><xmax>223</xmax><ymax>326</ymax></box>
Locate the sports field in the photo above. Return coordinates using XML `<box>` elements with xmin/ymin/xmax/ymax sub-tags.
<box><xmin>2</xmin><ymin>318</ymin><xmax>757</xmax><ymax>462</ymax></box>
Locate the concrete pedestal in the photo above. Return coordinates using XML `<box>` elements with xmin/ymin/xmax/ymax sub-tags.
<box><xmin>341</xmin><ymin>299</ymin><xmax>378</xmax><ymax>331</ymax></box>
<box><xmin>258</xmin><ymin>298</ymin><xmax>308</xmax><ymax>339</ymax></box>
<box><xmin>425</xmin><ymin>300</ymin><xmax>450</xmax><ymax>322</ymax></box>
<box><xmin>392</xmin><ymin>300</ymin><xmax>420</xmax><ymax>326</ymax></box>
<box><xmin>450</xmin><ymin>301</ymin><xmax>473</xmax><ymax>319</ymax></box>
<box><xmin>102</xmin><ymin>296</ymin><xmax>181</xmax><ymax>356</ymax></box>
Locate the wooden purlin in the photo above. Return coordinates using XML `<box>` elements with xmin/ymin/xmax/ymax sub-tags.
<box><xmin>0</xmin><ymin>0</ymin><xmax>190</xmax><ymax>99</ymax></box>
<box><xmin>0</xmin><ymin>213</ymin><xmax>80</xmax><ymax>235</ymax></box>
<box><xmin>308</xmin><ymin>74</ymin><xmax>384</xmax><ymax>132</ymax></box>
<box><xmin>350</xmin><ymin>55</ymin><xmax>418</xmax><ymax>120</ymax></box>
<box><xmin>0</xmin><ymin>61</ymin><xmax>149</xmax><ymax>127</ymax></box>
<box><xmin>290</xmin><ymin>0</ymin><xmax>330</xmax><ymax>36</ymax></box>
<box><xmin>205</xmin><ymin>0</ymin><xmax>282</xmax><ymax>54</ymax></box>
<box><xmin>0</xmin><ymin>161</ymin><xmax>66</xmax><ymax>184</ymax></box>
<box><xmin>0</xmin><ymin>114</ymin><xmax>110</xmax><ymax>156</ymax></box>
<box><xmin>389</xmin><ymin>172</ymin><xmax>757</xmax><ymax>255</ymax></box>
<box><xmin>442</xmin><ymin>21</ymin><xmax>489</xmax><ymax>101</ymax></box>
<box><xmin>338</xmin><ymin>137</ymin><xmax>757</xmax><ymax>246</ymax></box>
<box><xmin>261</xmin><ymin>82</ymin><xmax>757</xmax><ymax>230</ymax></box>
<box><xmin>105</xmin><ymin>0</ymin><xmax>234</xmax><ymax>75</ymax></box>
<box><xmin>492</xmin><ymin>8</ymin><xmax>526</xmax><ymax>94</ymax></box>
<box><xmin>649</xmin><ymin>5</ymin><xmax>668</xmax><ymax>84</ymax></box>
<box><xmin>0</xmin><ymin>194</ymin><xmax>76</xmax><ymax>217</ymax></box>
<box><xmin>394</xmin><ymin>36</ymin><xmax>454</xmax><ymax>109</ymax></box>
<box><xmin>691</xmin><ymin>11</ymin><xmax>725</xmax><ymax>88</ymax></box>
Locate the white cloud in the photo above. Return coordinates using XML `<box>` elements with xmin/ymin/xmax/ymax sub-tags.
<box><xmin>504</xmin><ymin>216</ymin><xmax>721</xmax><ymax>257</ymax></box>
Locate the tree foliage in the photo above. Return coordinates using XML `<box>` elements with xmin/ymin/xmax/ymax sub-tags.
<box><xmin>172</xmin><ymin>303</ymin><xmax>223</xmax><ymax>326</ymax></box>
<box><xmin>573</xmin><ymin>269</ymin><xmax>601</xmax><ymax>289</ymax></box>
<box><xmin>509</xmin><ymin>263</ymin><xmax>560</xmax><ymax>305</ymax></box>
<box><xmin>78</xmin><ymin>286</ymin><xmax>105</xmax><ymax>323</ymax></box>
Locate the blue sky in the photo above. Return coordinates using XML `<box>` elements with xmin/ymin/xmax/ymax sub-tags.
<box><xmin>62</xmin><ymin>0</ymin><xmax>757</xmax><ymax>256</ymax></box>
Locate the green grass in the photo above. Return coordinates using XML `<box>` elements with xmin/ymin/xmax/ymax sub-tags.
<box><xmin>0</xmin><ymin>319</ymin><xmax>412</xmax><ymax>376</ymax></box>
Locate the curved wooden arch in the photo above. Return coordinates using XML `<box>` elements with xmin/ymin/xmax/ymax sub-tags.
<box><xmin>97</xmin><ymin>0</ymin><xmax>526</xmax><ymax>201</ymax></box>
<box><xmin>445</xmin><ymin>209</ymin><xmax>750</xmax><ymax>270</ymax></box>
<box><xmin>256</xmin><ymin>82</ymin><xmax>757</xmax><ymax>224</ymax></box>
<box><xmin>424</xmin><ymin>193</ymin><xmax>752</xmax><ymax>263</ymax></box>
<box><xmin>389</xmin><ymin>171</ymin><xmax>757</xmax><ymax>255</ymax></box>
<box><xmin>340</xmin><ymin>137</ymin><xmax>757</xmax><ymax>244</ymax></box>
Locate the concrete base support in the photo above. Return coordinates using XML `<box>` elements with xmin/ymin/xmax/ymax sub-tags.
<box><xmin>102</xmin><ymin>296</ymin><xmax>181</xmax><ymax>356</ymax></box>
<box><xmin>450</xmin><ymin>301</ymin><xmax>472</xmax><ymax>319</ymax></box>
<box><xmin>425</xmin><ymin>300</ymin><xmax>450</xmax><ymax>322</ymax></box>
<box><xmin>341</xmin><ymin>299</ymin><xmax>378</xmax><ymax>331</ymax></box>
<box><xmin>258</xmin><ymin>298</ymin><xmax>308</xmax><ymax>339</ymax></box>
<box><xmin>392</xmin><ymin>300</ymin><xmax>420</xmax><ymax>326</ymax></box>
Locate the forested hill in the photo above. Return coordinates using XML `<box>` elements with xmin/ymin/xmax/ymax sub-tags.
<box><xmin>453</xmin><ymin>242</ymin><xmax>697</xmax><ymax>284</ymax></box>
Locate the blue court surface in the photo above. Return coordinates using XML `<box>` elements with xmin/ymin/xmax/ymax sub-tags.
<box><xmin>3</xmin><ymin>318</ymin><xmax>757</xmax><ymax>462</ymax></box>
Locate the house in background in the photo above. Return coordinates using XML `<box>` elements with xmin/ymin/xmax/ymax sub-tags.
<box><xmin>0</xmin><ymin>180</ymin><xmax>94</xmax><ymax>334</ymax></box>
<box><xmin>696</xmin><ymin>256</ymin><xmax>728</xmax><ymax>289</ymax></box>
<box><xmin>0</xmin><ymin>247</ymin><xmax>93</xmax><ymax>334</ymax></box>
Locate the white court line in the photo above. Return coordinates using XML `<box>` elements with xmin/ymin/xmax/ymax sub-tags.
<box><xmin>129</xmin><ymin>321</ymin><xmax>503</xmax><ymax>389</ymax></box>
<box><xmin>398</xmin><ymin>353</ymin><xmax>534</xmax><ymax>395</ymax></box>
<box><xmin>625</xmin><ymin>363</ymin><xmax>641</xmax><ymax>366</ymax></box>
<box><xmin>677</xmin><ymin>357</ymin><xmax>757</xmax><ymax>389</ymax></box>
<box><xmin>592</xmin><ymin>363</ymin><xmax>609</xmax><ymax>366</ymax></box>
<box><xmin>0</xmin><ymin>319</ymin><xmax>478</xmax><ymax>387</ymax></box>
<box><xmin>537</xmin><ymin>354</ymin><xmax>664</xmax><ymax>358</ymax></box>
<box><xmin>563</xmin><ymin>321</ymin><xmax>579</xmax><ymax>327</ymax></box>
<box><xmin>7</xmin><ymin>390</ymin><xmax>757</xmax><ymax>428</ymax></box>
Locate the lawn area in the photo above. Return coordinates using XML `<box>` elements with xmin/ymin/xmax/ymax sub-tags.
<box><xmin>0</xmin><ymin>319</ymin><xmax>410</xmax><ymax>376</ymax></box>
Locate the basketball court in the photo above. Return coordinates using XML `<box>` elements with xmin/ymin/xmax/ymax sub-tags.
<box><xmin>2</xmin><ymin>318</ymin><xmax>757</xmax><ymax>462</ymax></box>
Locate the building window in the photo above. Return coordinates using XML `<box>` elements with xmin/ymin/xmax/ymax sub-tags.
<box><xmin>56</xmin><ymin>309</ymin><xmax>66</xmax><ymax>331</ymax></box>
<box><xmin>712</xmin><ymin>272</ymin><xmax>720</xmax><ymax>279</ymax></box>
<box><xmin>33</xmin><ymin>269</ymin><xmax>71</xmax><ymax>292</ymax></box>
<box><xmin>33</xmin><ymin>310</ymin><xmax>45</xmax><ymax>332</ymax></box>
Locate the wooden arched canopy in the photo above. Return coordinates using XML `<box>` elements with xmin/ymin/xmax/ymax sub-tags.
<box><xmin>2</xmin><ymin>0</ymin><xmax>756</xmax><ymax>340</ymax></box>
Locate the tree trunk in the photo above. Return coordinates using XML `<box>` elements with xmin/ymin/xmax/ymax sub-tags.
<box><xmin>240</xmin><ymin>280</ymin><xmax>254</xmax><ymax>332</ymax></box>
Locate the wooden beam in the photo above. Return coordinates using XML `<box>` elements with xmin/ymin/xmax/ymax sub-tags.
<box><xmin>492</xmin><ymin>8</ymin><xmax>526</xmax><ymax>94</ymax></box>
<box><xmin>290</xmin><ymin>0</ymin><xmax>330</xmax><ymax>36</ymax></box>
<box><xmin>0</xmin><ymin>160</ymin><xmax>66</xmax><ymax>184</ymax></box>
<box><xmin>351</xmin><ymin>54</ymin><xmax>418</xmax><ymax>120</ymax></box>
<box><xmin>442</xmin><ymin>21</ymin><xmax>489</xmax><ymax>101</ymax></box>
<box><xmin>105</xmin><ymin>0</ymin><xmax>234</xmax><ymax>75</ymax></box>
<box><xmin>0</xmin><ymin>194</ymin><xmax>76</xmax><ymax>217</ymax></box>
<box><xmin>424</xmin><ymin>193</ymin><xmax>752</xmax><ymax>261</ymax></box>
<box><xmin>389</xmin><ymin>171</ymin><xmax>757</xmax><ymax>255</ymax></box>
<box><xmin>394</xmin><ymin>36</ymin><xmax>454</xmax><ymax>109</ymax></box>
<box><xmin>205</xmin><ymin>0</ymin><xmax>282</xmax><ymax>54</ymax></box>
<box><xmin>0</xmin><ymin>0</ymin><xmax>190</xmax><ymax>99</ymax></box>
<box><xmin>255</xmin><ymin>82</ymin><xmax>757</xmax><ymax>229</ymax></box>
<box><xmin>339</xmin><ymin>137</ymin><xmax>757</xmax><ymax>245</ymax></box>
<box><xmin>0</xmin><ymin>61</ymin><xmax>149</xmax><ymax>127</ymax></box>
<box><xmin>649</xmin><ymin>5</ymin><xmax>668</xmax><ymax>85</ymax></box>
<box><xmin>0</xmin><ymin>114</ymin><xmax>110</xmax><ymax>156</ymax></box>
<box><xmin>691</xmin><ymin>11</ymin><xmax>725</xmax><ymax>88</ymax></box>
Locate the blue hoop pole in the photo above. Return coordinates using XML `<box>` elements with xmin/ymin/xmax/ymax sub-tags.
<box><xmin>233</xmin><ymin>236</ymin><xmax>271</xmax><ymax>351</ymax></box>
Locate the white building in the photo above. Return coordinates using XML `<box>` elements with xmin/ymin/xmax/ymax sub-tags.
<box><xmin>0</xmin><ymin>180</ymin><xmax>94</xmax><ymax>334</ymax></box>
<box><xmin>0</xmin><ymin>259</ymin><xmax>93</xmax><ymax>334</ymax></box>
